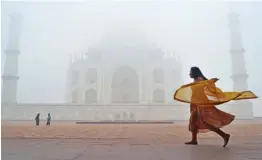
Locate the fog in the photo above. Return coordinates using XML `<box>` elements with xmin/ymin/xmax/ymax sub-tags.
<box><xmin>1</xmin><ymin>1</ymin><xmax>262</xmax><ymax>116</ymax></box>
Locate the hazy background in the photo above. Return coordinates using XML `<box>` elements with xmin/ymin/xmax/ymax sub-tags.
<box><xmin>1</xmin><ymin>1</ymin><xmax>262</xmax><ymax>116</ymax></box>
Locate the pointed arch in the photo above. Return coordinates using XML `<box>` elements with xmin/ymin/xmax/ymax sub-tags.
<box><xmin>72</xmin><ymin>90</ymin><xmax>78</xmax><ymax>103</ymax></box>
<box><xmin>111</xmin><ymin>66</ymin><xmax>139</xmax><ymax>103</ymax></box>
<box><xmin>85</xmin><ymin>89</ymin><xmax>97</xmax><ymax>104</ymax></box>
<box><xmin>153</xmin><ymin>89</ymin><xmax>165</xmax><ymax>103</ymax></box>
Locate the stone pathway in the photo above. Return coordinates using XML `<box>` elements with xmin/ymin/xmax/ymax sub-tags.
<box><xmin>2</xmin><ymin>122</ymin><xmax>262</xmax><ymax>160</ymax></box>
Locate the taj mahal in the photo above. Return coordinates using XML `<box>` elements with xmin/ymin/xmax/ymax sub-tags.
<box><xmin>65</xmin><ymin>26</ymin><xmax>182</xmax><ymax>105</ymax></box>
<box><xmin>1</xmin><ymin>12</ymin><xmax>254</xmax><ymax>121</ymax></box>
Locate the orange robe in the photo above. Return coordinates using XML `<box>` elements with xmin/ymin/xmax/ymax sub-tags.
<box><xmin>174</xmin><ymin>78</ymin><xmax>258</xmax><ymax>133</ymax></box>
<box><xmin>189</xmin><ymin>104</ymin><xmax>235</xmax><ymax>133</ymax></box>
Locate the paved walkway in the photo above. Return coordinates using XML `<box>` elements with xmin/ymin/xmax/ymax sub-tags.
<box><xmin>2</xmin><ymin>121</ymin><xmax>262</xmax><ymax>160</ymax></box>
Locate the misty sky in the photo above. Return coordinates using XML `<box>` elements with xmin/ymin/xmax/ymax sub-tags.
<box><xmin>1</xmin><ymin>1</ymin><xmax>262</xmax><ymax>116</ymax></box>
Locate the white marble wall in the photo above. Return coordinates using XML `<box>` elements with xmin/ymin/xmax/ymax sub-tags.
<box><xmin>2</xmin><ymin>103</ymin><xmax>191</xmax><ymax>121</ymax></box>
<box><xmin>2</xmin><ymin>102</ymin><xmax>252</xmax><ymax>121</ymax></box>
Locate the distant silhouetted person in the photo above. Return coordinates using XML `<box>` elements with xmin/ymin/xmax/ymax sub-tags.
<box><xmin>46</xmin><ymin>113</ymin><xmax>51</xmax><ymax>126</ymax></box>
<box><xmin>35</xmin><ymin>113</ymin><xmax>40</xmax><ymax>126</ymax></box>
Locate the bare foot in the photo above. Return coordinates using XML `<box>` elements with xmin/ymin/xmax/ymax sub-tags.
<box><xmin>185</xmin><ymin>141</ymin><xmax>198</xmax><ymax>145</ymax></box>
<box><xmin>223</xmin><ymin>134</ymin><xmax>230</xmax><ymax>147</ymax></box>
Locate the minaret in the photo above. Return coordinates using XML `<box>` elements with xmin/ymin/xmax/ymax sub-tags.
<box><xmin>1</xmin><ymin>13</ymin><xmax>22</xmax><ymax>105</ymax></box>
<box><xmin>228</xmin><ymin>12</ymin><xmax>253</xmax><ymax>119</ymax></box>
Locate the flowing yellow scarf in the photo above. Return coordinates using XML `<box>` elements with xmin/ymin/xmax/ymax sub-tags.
<box><xmin>174</xmin><ymin>78</ymin><xmax>258</xmax><ymax>106</ymax></box>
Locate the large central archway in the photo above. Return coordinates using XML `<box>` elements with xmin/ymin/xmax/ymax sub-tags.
<box><xmin>85</xmin><ymin>89</ymin><xmax>97</xmax><ymax>104</ymax></box>
<box><xmin>111</xmin><ymin>66</ymin><xmax>139</xmax><ymax>103</ymax></box>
